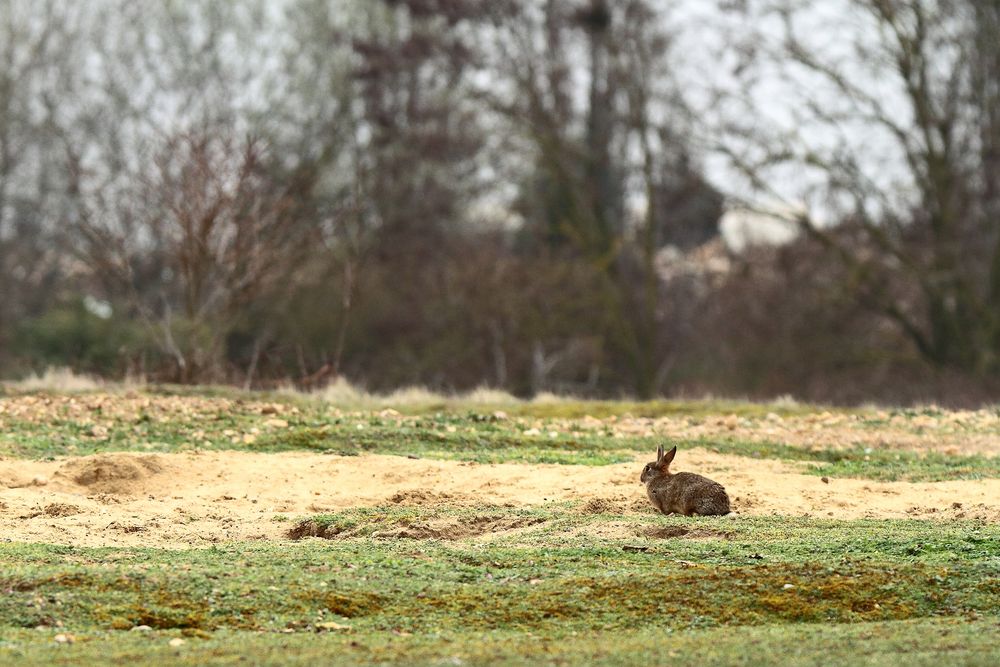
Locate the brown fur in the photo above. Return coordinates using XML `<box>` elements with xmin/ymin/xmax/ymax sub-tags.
<box><xmin>640</xmin><ymin>445</ymin><xmax>731</xmax><ymax>516</ymax></box>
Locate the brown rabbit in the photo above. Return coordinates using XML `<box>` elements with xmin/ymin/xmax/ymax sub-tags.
<box><xmin>641</xmin><ymin>445</ymin><xmax>731</xmax><ymax>516</ymax></box>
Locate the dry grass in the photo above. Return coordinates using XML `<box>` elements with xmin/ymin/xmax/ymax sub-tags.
<box><xmin>306</xmin><ymin>378</ymin><xmax>526</xmax><ymax>409</ymax></box>
<box><xmin>3</xmin><ymin>367</ymin><xmax>105</xmax><ymax>392</ymax></box>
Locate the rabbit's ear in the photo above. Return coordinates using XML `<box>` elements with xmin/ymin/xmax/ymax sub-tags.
<box><xmin>660</xmin><ymin>446</ymin><xmax>677</xmax><ymax>467</ymax></box>
<box><xmin>656</xmin><ymin>445</ymin><xmax>664</xmax><ymax>462</ymax></box>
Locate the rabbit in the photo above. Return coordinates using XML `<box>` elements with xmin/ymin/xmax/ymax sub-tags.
<box><xmin>640</xmin><ymin>445</ymin><xmax>731</xmax><ymax>516</ymax></box>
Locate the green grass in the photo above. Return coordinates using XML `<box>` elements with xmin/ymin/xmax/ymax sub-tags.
<box><xmin>0</xmin><ymin>411</ymin><xmax>640</xmax><ymax>465</ymax></box>
<box><xmin>0</xmin><ymin>513</ymin><xmax>998</xmax><ymax>664</ymax></box>
<box><xmin>699</xmin><ymin>438</ymin><xmax>1000</xmax><ymax>482</ymax></box>
<box><xmin>251</xmin><ymin>418</ymin><xmax>642</xmax><ymax>466</ymax></box>
<box><xmin>2</xmin><ymin>392</ymin><xmax>998</xmax><ymax>480</ymax></box>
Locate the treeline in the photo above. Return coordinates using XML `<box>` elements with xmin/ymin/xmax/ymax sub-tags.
<box><xmin>2</xmin><ymin>0</ymin><xmax>1000</xmax><ymax>405</ymax></box>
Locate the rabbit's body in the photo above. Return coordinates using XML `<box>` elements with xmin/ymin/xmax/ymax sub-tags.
<box><xmin>641</xmin><ymin>446</ymin><xmax>731</xmax><ymax>516</ymax></box>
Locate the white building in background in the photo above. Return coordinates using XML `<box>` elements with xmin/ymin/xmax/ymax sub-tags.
<box><xmin>656</xmin><ymin>201</ymin><xmax>808</xmax><ymax>285</ymax></box>
<box><xmin>718</xmin><ymin>202</ymin><xmax>804</xmax><ymax>254</ymax></box>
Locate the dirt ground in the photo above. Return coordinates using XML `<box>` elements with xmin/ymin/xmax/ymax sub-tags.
<box><xmin>1</xmin><ymin>449</ymin><xmax>998</xmax><ymax>548</ymax></box>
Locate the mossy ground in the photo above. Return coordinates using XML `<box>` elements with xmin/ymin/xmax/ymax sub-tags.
<box><xmin>0</xmin><ymin>512</ymin><xmax>998</xmax><ymax>664</ymax></box>
<box><xmin>2</xmin><ymin>619</ymin><xmax>998</xmax><ymax>666</ymax></box>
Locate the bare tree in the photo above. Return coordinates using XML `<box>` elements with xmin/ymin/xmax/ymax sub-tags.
<box><xmin>718</xmin><ymin>0</ymin><xmax>1000</xmax><ymax>374</ymax></box>
<box><xmin>273</xmin><ymin>0</ymin><xmax>512</xmax><ymax>381</ymax></box>
<box><xmin>71</xmin><ymin>131</ymin><xmax>310</xmax><ymax>382</ymax></box>
<box><xmin>0</xmin><ymin>2</ymin><xmax>87</xmax><ymax>368</ymax></box>
<box><xmin>490</xmin><ymin>0</ymin><xmax>721</xmax><ymax>396</ymax></box>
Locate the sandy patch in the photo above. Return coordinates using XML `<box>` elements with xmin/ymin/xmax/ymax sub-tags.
<box><xmin>0</xmin><ymin>449</ymin><xmax>997</xmax><ymax>548</ymax></box>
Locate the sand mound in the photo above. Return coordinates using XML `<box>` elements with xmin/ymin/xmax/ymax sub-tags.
<box><xmin>20</xmin><ymin>502</ymin><xmax>81</xmax><ymax>519</ymax></box>
<box><xmin>373</xmin><ymin>515</ymin><xmax>546</xmax><ymax>540</ymax></box>
<box><xmin>0</xmin><ymin>468</ymin><xmax>48</xmax><ymax>489</ymax></box>
<box><xmin>57</xmin><ymin>454</ymin><xmax>166</xmax><ymax>494</ymax></box>
<box><xmin>580</xmin><ymin>498</ymin><xmax>618</xmax><ymax>514</ymax></box>
<box><xmin>287</xmin><ymin>513</ymin><xmax>546</xmax><ymax>541</ymax></box>
<box><xmin>389</xmin><ymin>490</ymin><xmax>465</xmax><ymax>506</ymax></box>
<box><xmin>286</xmin><ymin>520</ymin><xmax>344</xmax><ymax>540</ymax></box>
<box><xmin>579</xmin><ymin>497</ymin><xmax>654</xmax><ymax>515</ymax></box>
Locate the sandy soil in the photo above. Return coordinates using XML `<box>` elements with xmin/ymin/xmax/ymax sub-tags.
<box><xmin>1</xmin><ymin>449</ymin><xmax>997</xmax><ymax>549</ymax></box>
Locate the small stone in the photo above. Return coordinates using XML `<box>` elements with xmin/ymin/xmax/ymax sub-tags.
<box><xmin>54</xmin><ymin>633</ymin><xmax>74</xmax><ymax>644</ymax></box>
<box><xmin>130</xmin><ymin>625</ymin><xmax>152</xmax><ymax>632</ymax></box>
<box><xmin>31</xmin><ymin>476</ymin><xmax>49</xmax><ymax>487</ymax></box>
<box><xmin>782</xmin><ymin>583</ymin><xmax>795</xmax><ymax>590</ymax></box>
<box><xmin>951</xmin><ymin>502</ymin><xmax>963</xmax><ymax>509</ymax></box>
<box><xmin>821</xmin><ymin>477</ymin><xmax>830</xmax><ymax>484</ymax></box>
<box><xmin>168</xmin><ymin>638</ymin><xmax>186</xmax><ymax>647</ymax></box>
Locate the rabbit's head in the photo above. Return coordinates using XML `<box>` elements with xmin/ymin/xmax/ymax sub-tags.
<box><xmin>640</xmin><ymin>445</ymin><xmax>676</xmax><ymax>484</ymax></box>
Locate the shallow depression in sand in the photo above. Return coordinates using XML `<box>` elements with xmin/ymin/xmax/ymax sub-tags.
<box><xmin>0</xmin><ymin>449</ymin><xmax>998</xmax><ymax>548</ymax></box>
